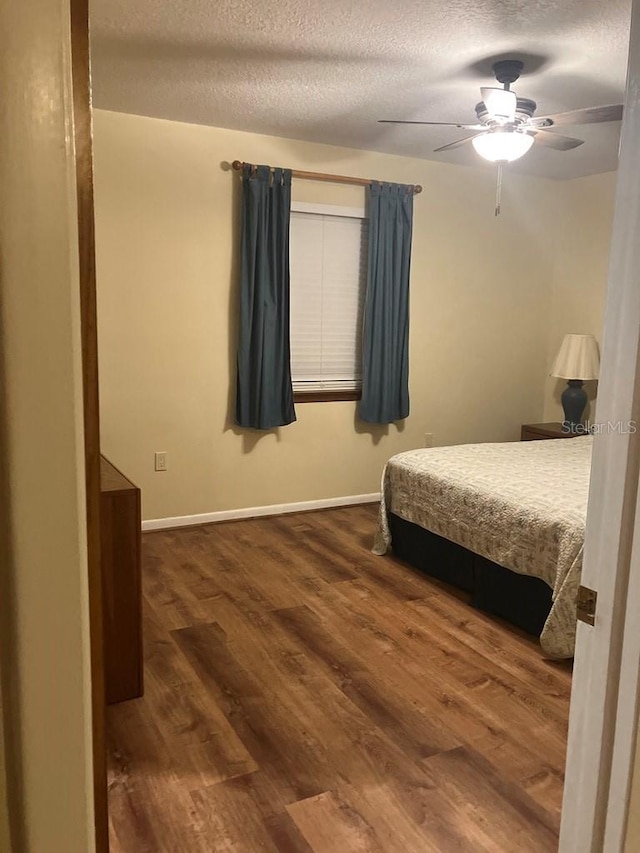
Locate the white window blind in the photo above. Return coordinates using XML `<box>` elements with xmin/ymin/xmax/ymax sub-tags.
<box><xmin>289</xmin><ymin>207</ymin><xmax>368</xmax><ymax>393</ymax></box>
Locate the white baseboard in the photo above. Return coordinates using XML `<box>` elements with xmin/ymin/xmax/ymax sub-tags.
<box><xmin>141</xmin><ymin>493</ymin><xmax>380</xmax><ymax>532</ymax></box>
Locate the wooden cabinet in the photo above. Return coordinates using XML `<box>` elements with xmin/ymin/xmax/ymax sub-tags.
<box><xmin>521</xmin><ymin>422</ymin><xmax>583</xmax><ymax>441</ymax></box>
<box><xmin>100</xmin><ymin>456</ymin><xmax>143</xmax><ymax>704</ymax></box>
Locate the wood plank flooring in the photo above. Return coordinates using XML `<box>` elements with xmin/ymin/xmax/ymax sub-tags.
<box><xmin>107</xmin><ymin>504</ymin><xmax>572</xmax><ymax>852</ymax></box>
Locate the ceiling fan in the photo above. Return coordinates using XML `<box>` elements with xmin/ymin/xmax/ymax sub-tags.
<box><xmin>379</xmin><ymin>59</ymin><xmax>623</xmax><ymax>214</ymax></box>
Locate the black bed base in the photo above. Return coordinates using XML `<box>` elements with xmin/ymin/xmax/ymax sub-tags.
<box><xmin>388</xmin><ymin>513</ymin><xmax>552</xmax><ymax>637</ymax></box>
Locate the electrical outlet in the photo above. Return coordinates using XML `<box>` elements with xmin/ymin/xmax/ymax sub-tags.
<box><xmin>424</xmin><ymin>433</ymin><xmax>434</xmax><ymax>448</ymax></box>
<box><xmin>154</xmin><ymin>451</ymin><xmax>167</xmax><ymax>472</ymax></box>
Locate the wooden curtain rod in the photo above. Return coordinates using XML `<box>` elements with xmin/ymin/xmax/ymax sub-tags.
<box><xmin>231</xmin><ymin>160</ymin><xmax>422</xmax><ymax>194</ymax></box>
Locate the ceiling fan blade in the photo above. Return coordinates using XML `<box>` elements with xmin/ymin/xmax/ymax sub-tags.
<box><xmin>531</xmin><ymin>128</ymin><xmax>585</xmax><ymax>150</ymax></box>
<box><xmin>433</xmin><ymin>134</ymin><xmax>480</xmax><ymax>153</ymax></box>
<box><xmin>378</xmin><ymin>120</ymin><xmax>485</xmax><ymax>130</ymax></box>
<box><xmin>534</xmin><ymin>104</ymin><xmax>623</xmax><ymax>127</ymax></box>
<box><xmin>480</xmin><ymin>87</ymin><xmax>517</xmax><ymax>121</ymax></box>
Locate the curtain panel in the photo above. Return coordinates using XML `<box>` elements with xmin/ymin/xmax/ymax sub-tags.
<box><xmin>235</xmin><ymin>164</ymin><xmax>296</xmax><ymax>430</ymax></box>
<box><xmin>360</xmin><ymin>182</ymin><xmax>414</xmax><ymax>424</ymax></box>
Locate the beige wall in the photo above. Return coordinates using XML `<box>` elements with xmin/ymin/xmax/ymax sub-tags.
<box><xmin>0</xmin><ymin>0</ymin><xmax>94</xmax><ymax>849</ymax></box>
<box><xmin>94</xmin><ymin>109</ymin><xmax>564</xmax><ymax>521</ymax></box>
<box><xmin>543</xmin><ymin>171</ymin><xmax>616</xmax><ymax>422</ymax></box>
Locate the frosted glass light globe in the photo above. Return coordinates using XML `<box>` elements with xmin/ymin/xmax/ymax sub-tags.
<box><xmin>472</xmin><ymin>130</ymin><xmax>535</xmax><ymax>163</ymax></box>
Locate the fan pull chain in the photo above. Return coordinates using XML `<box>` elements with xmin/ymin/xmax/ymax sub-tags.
<box><xmin>495</xmin><ymin>163</ymin><xmax>503</xmax><ymax>217</ymax></box>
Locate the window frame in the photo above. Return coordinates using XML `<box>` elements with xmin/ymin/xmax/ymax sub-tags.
<box><xmin>289</xmin><ymin>201</ymin><xmax>367</xmax><ymax>404</ymax></box>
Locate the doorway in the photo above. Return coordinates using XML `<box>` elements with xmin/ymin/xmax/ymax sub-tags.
<box><xmin>74</xmin><ymin>2</ymin><xmax>640</xmax><ymax>851</ymax></box>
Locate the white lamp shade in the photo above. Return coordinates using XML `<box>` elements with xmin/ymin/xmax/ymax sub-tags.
<box><xmin>472</xmin><ymin>130</ymin><xmax>534</xmax><ymax>163</ymax></box>
<box><xmin>550</xmin><ymin>334</ymin><xmax>600</xmax><ymax>380</ymax></box>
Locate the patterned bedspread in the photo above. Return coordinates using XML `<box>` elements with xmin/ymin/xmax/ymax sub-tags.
<box><xmin>373</xmin><ymin>437</ymin><xmax>593</xmax><ymax>658</ymax></box>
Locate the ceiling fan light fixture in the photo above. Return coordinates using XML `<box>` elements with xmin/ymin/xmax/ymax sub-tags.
<box><xmin>472</xmin><ymin>129</ymin><xmax>535</xmax><ymax>163</ymax></box>
<box><xmin>480</xmin><ymin>87</ymin><xmax>517</xmax><ymax>122</ymax></box>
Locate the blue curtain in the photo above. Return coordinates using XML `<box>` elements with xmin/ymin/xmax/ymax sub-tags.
<box><xmin>360</xmin><ymin>182</ymin><xmax>413</xmax><ymax>424</ymax></box>
<box><xmin>235</xmin><ymin>164</ymin><xmax>296</xmax><ymax>430</ymax></box>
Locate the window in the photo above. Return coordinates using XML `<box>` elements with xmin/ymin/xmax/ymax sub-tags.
<box><xmin>289</xmin><ymin>202</ymin><xmax>368</xmax><ymax>402</ymax></box>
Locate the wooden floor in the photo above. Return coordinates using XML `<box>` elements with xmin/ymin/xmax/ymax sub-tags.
<box><xmin>107</xmin><ymin>504</ymin><xmax>572</xmax><ymax>852</ymax></box>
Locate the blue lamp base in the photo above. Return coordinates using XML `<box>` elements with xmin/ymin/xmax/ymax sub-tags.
<box><xmin>561</xmin><ymin>380</ymin><xmax>588</xmax><ymax>433</ymax></box>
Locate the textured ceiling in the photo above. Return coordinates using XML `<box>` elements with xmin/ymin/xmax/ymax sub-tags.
<box><xmin>90</xmin><ymin>0</ymin><xmax>632</xmax><ymax>179</ymax></box>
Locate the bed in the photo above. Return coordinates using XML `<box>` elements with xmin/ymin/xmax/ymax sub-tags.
<box><xmin>373</xmin><ymin>436</ymin><xmax>593</xmax><ymax>658</ymax></box>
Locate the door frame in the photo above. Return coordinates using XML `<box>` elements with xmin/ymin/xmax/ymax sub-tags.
<box><xmin>71</xmin><ymin>0</ymin><xmax>640</xmax><ymax>850</ymax></box>
<box><xmin>69</xmin><ymin>0</ymin><xmax>108</xmax><ymax>849</ymax></box>
<box><xmin>559</xmin><ymin>1</ymin><xmax>640</xmax><ymax>850</ymax></box>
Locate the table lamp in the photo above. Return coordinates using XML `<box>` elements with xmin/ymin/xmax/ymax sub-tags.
<box><xmin>550</xmin><ymin>334</ymin><xmax>600</xmax><ymax>432</ymax></box>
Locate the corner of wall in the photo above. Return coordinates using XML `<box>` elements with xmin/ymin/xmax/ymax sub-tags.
<box><xmin>542</xmin><ymin>172</ymin><xmax>617</xmax><ymax>422</ymax></box>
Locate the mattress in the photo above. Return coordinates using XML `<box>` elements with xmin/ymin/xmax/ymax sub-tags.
<box><xmin>373</xmin><ymin>436</ymin><xmax>593</xmax><ymax>658</ymax></box>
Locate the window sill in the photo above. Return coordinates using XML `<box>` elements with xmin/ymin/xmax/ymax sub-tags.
<box><xmin>294</xmin><ymin>389</ymin><xmax>362</xmax><ymax>403</ymax></box>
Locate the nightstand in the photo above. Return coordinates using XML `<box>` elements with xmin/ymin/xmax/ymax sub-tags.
<box><xmin>521</xmin><ymin>422</ymin><xmax>582</xmax><ymax>441</ymax></box>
